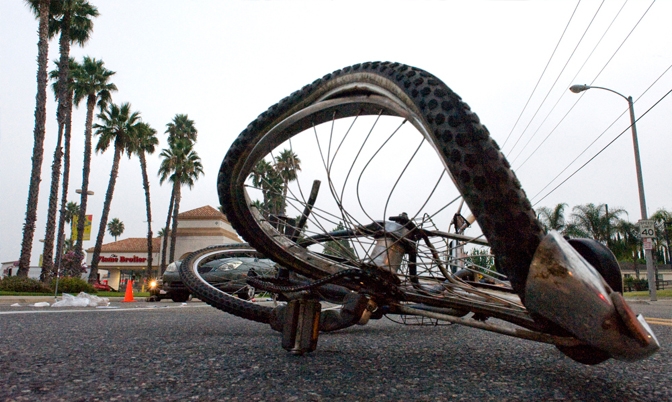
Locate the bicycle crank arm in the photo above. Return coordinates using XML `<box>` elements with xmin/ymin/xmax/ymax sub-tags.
<box><xmin>524</xmin><ymin>231</ymin><xmax>659</xmax><ymax>361</ymax></box>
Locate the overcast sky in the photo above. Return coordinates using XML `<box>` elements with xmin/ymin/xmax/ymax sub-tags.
<box><xmin>1</xmin><ymin>0</ymin><xmax>670</xmax><ymax>265</ymax></box>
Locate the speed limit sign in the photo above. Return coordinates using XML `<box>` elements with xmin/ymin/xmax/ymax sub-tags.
<box><xmin>638</xmin><ymin>220</ymin><xmax>655</xmax><ymax>238</ymax></box>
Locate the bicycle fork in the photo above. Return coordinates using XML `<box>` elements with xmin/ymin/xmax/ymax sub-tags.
<box><xmin>525</xmin><ymin>231</ymin><xmax>659</xmax><ymax>361</ymax></box>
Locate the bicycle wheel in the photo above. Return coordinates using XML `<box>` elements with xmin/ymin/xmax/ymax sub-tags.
<box><xmin>179</xmin><ymin>243</ymin><xmax>274</xmax><ymax>324</ymax></box>
<box><xmin>219</xmin><ymin>61</ymin><xmax>544</xmax><ymax>298</ymax></box>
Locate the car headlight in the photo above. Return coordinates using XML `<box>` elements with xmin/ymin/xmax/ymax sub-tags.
<box><xmin>149</xmin><ymin>280</ymin><xmax>158</xmax><ymax>289</ymax></box>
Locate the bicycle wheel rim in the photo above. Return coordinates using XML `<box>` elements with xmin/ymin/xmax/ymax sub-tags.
<box><xmin>219</xmin><ymin>62</ymin><xmax>543</xmax><ymax>297</ymax></box>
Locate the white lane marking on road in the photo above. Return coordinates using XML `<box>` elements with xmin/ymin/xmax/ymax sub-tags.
<box><xmin>0</xmin><ymin>304</ymin><xmax>212</xmax><ymax>315</ymax></box>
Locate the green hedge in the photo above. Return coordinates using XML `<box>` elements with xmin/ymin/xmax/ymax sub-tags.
<box><xmin>623</xmin><ymin>277</ymin><xmax>649</xmax><ymax>292</ymax></box>
<box><xmin>51</xmin><ymin>277</ymin><xmax>96</xmax><ymax>294</ymax></box>
<box><xmin>0</xmin><ymin>276</ymin><xmax>51</xmax><ymax>293</ymax></box>
<box><xmin>0</xmin><ymin>276</ymin><xmax>96</xmax><ymax>294</ymax></box>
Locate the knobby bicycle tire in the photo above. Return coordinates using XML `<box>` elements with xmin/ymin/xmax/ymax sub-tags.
<box><xmin>179</xmin><ymin>243</ymin><xmax>273</xmax><ymax>324</ymax></box>
<box><xmin>218</xmin><ymin>61</ymin><xmax>544</xmax><ymax>298</ymax></box>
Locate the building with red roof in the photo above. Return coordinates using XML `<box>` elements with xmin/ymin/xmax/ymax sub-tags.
<box><xmin>85</xmin><ymin>205</ymin><xmax>241</xmax><ymax>290</ymax></box>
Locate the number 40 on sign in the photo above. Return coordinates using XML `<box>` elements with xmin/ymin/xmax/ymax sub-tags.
<box><xmin>638</xmin><ymin>220</ymin><xmax>655</xmax><ymax>238</ymax></box>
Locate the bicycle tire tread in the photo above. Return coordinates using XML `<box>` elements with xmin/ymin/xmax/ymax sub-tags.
<box><xmin>219</xmin><ymin>61</ymin><xmax>544</xmax><ymax>296</ymax></box>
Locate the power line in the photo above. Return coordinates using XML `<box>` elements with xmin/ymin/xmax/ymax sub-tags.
<box><xmin>500</xmin><ymin>0</ymin><xmax>581</xmax><ymax>151</ymax></box>
<box><xmin>508</xmin><ymin>0</ymin><xmax>607</xmax><ymax>163</ymax></box>
<box><xmin>532</xmin><ymin>85</ymin><xmax>672</xmax><ymax>207</ymax></box>
<box><xmin>514</xmin><ymin>0</ymin><xmax>654</xmax><ymax>171</ymax></box>
<box><xmin>529</xmin><ymin>61</ymin><xmax>672</xmax><ymax>205</ymax></box>
<box><xmin>587</xmin><ymin>0</ymin><xmax>656</xmax><ymax>86</ymax></box>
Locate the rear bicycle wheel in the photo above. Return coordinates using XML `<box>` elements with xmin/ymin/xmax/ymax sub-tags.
<box><xmin>219</xmin><ymin>61</ymin><xmax>544</xmax><ymax>298</ymax></box>
<box><xmin>179</xmin><ymin>244</ymin><xmax>274</xmax><ymax>324</ymax></box>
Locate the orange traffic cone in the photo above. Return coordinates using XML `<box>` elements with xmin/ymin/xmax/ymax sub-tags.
<box><xmin>122</xmin><ymin>280</ymin><xmax>136</xmax><ymax>302</ymax></box>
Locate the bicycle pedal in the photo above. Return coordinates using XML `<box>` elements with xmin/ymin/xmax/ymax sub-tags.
<box><xmin>281</xmin><ymin>299</ymin><xmax>321</xmax><ymax>355</ymax></box>
<box><xmin>524</xmin><ymin>231</ymin><xmax>659</xmax><ymax>361</ymax></box>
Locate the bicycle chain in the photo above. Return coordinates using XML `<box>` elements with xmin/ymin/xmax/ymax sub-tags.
<box><xmin>247</xmin><ymin>267</ymin><xmax>405</xmax><ymax>300</ymax></box>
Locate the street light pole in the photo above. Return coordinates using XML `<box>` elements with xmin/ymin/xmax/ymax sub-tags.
<box><xmin>569</xmin><ymin>84</ymin><xmax>657</xmax><ymax>301</ymax></box>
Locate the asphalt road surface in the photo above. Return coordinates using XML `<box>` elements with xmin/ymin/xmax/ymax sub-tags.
<box><xmin>1</xmin><ymin>299</ymin><xmax>670</xmax><ymax>401</ymax></box>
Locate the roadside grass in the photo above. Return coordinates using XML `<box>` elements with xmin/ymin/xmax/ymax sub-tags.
<box><xmin>624</xmin><ymin>289</ymin><xmax>672</xmax><ymax>298</ymax></box>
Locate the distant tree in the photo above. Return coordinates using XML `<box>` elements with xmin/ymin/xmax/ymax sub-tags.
<box><xmin>107</xmin><ymin>218</ymin><xmax>124</xmax><ymax>241</ymax></box>
<box><xmin>88</xmin><ymin>103</ymin><xmax>142</xmax><ymax>283</ymax></box>
<box><xmin>158</xmin><ymin>114</ymin><xmax>199</xmax><ymax>273</ymax></box>
<box><xmin>51</xmin><ymin>59</ymin><xmax>80</xmax><ymax>281</ymax></box>
<box><xmin>64</xmin><ymin>201</ymin><xmax>80</xmax><ymax>227</ymax></box>
<box><xmin>158</xmin><ymin>136</ymin><xmax>203</xmax><ymax>270</ymax></box>
<box><xmin>251</xmin><ymin>159</ymin><xmax>284</xmax><ymax>217</ymax></box>
<box><xmin>275</xmin><ymin>149</ymin><xmax>302</xmax><ymax>216</ymax></box>
<box><xmin>60</xmin><ymin>250</ymin><xmax>86</xmax><ymax>278</ymax></box>
<box><xmin>466</xmin><ymin>247</ymin><xmax>495</xmax><ymax>275</ymax></box>
<box><xmin>71</xmin><ymin>56</ymin><xmax>117</xmax><ymax>264</ymax></box>
<box><xmin>536</xmin><ymin>203</ymin><xmax>568</xmax><ymax>234</ymax></box>
<box><xmin>610</xmin><ymin>219</ymin><xmax>643</xmax><ymax>279</ymax></box>
<box><xmin>33</xmin><ymin>0</ymin><xmax>98</xmax><ymax>282</ymax></box>
<box><xmin>322</xmin><ymin>222</ymin><xmax>356</xmax><ymax>260</ymax></box>
<box><xmin>128</xmin><ymin>122</ymin><xmax>158</xmax><ymax>277</ymax></box>
<box><xmin>17</xmin><ymin>0</ymin><xmax>53</xmax><ymax>276</ymax></box>
<box><xmin>565</xmin><ymin>203</ymin><xmax>625</xmax><ymax>244</ymax></box>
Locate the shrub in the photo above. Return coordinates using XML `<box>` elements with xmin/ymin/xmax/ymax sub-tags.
<box><xmin>0</xmin><ymin>276</ymin><xmax>51</xmax><ymax>293</ymax></box>
<box><xmin>623</xmin><ymin>276</ymin><xmax>649</xmax><ymax>292</ymax></box>
<box><xmin>51</xmin><ymin>276</ymin><xmax>96</xmax><ymax>294</ymax></box>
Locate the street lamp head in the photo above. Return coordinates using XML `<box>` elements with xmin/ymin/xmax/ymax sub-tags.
<box><xmin>76</xmin><ymin>189</ymin><xmax>94</xmax><ymax>195</ymax></box>
<box><xmin>569</xmin><ymin>84</ymin><xmax>591</xmax><ymax>94</ymax></box>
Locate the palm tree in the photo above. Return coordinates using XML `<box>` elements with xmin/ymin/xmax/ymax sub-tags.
<box><xmin>611</xmin><ymin>219</ymin><xmax>642</xmax><ymax>278</ymax></box>
<box><xmin>165</xmin><ymin>114</ymin><xmax>197</xmax><ymax>145</ymax></box>
<box><xmin>107</xmin><ymin>218</ymin><xmax>125</xmax><ymax>241</ymax></box>
<box><xmin>274</xmin><ymin>149</ymin><xmax>301</xmax><ymax>216</ymax></box>
<box><xmin>71</xmin><ymin>56</ymin><xmax>116</xmax><ymax>264</ymax></box>
<box><xmin>158</xmin><ymin>139</ymin><xmax>204</xmax><ymax>269</ymax></box>
<box><xmin>34</xmin><ymin>0</ymin><xmax>98</xmax><ymax>281</ymax></box>
<box><xmin>51</xmin><ymin>58</ymin><xmax>80</xmax><ymax>280</ymax></box>
<box><xmin>565</xmin><ymin>203</ymin><xmax>625</xmax><ymax>244</ymax></box>
<box><xmin>158</xmin><ymin>114</ymin><xmax>198</xmax><ymax>273</ymax></box>
<box><xmin>536</xmin><ymin>203</ymin><xmax>568</xmax><ymax>234</ymax></box>
<box><xmin>251</xmin><ymin>159</ymin><xmax>284</xmax><ymax>217</ymax></box>
<box><xmin>64</xmin><ymin>201</ymin><xmax>80</xmax><ymax>227</ymax></box>
<box><xmin>17</xmin><ymin>0</ymin><xmax>53</xmax><ymax>276</ymax></box>
<box><xmin>128</xmin><ymin>122</ymin><xmax>159</xmax><ymax>277</ymax></box>
<box><xmin>88</xmin><ymin>102</ymin><xmax>142</xmax><ymax>283</ymax></box>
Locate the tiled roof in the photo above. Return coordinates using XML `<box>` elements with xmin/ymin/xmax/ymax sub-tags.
<box><xmin>177</xmin><ymin>205</ymin><xmax>229</xmax><ymax>221</ymax></box>
<box><xmin>86</xmin><ymin>237</ymin><xmax>161</xmax><ymax>253</ymax></box>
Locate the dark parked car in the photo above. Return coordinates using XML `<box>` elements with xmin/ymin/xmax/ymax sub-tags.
<box><xmin>158</xmin><ymin>255</ymin><xmax>277</xmax><ymax>302</ymax></box>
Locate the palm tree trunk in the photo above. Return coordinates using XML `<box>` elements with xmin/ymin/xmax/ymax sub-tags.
<box><xmin>89</xmin><ymin>141</ymin><xmax>122</xmax><ymax>283</ymax></box>
<box><xmin>169</xmin><ymin>182</ymin><xmax>182</xmax><ymax>264</ymax></box>
<box><xmin>74</xmin><ymin>94</ymin><xmax>96</xmax><ymax>263</ymax></box>
<box><xmin>46</xmin><ymin>6</ymin><xmax>72</xmax><ymax>282</ymax></box>
<box><xmin>139</xmin><ymin>151</ymin><xmax>153</xmax><ymax>278</ymax></box>
<box><xmin>40</xmin><ymin>126</ymin><xmax>64</xmax><ymax>281</ymax></box>
<box><xmin>160</xmin><ymin>186</ymin><xmax>175</xmax><ymax>275</ymax></box>
<box><xmin>41</xmin><ymin>16</ymin><xmax>72</xmax><ymax>279</ymax></box>
<box><xmin>281</xmin><ymin>179</ymin><xmax>289</xmax><ymax>216</ymax></box>
<box><xmin>54</xmin><ymin>90</ymin><xmax>74</xmax><ymax>280</ymax></box>
<box><xmin>18</xmin><ymin>0</ymin><xmax>51</xmax><ymax>276</ymax></box>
